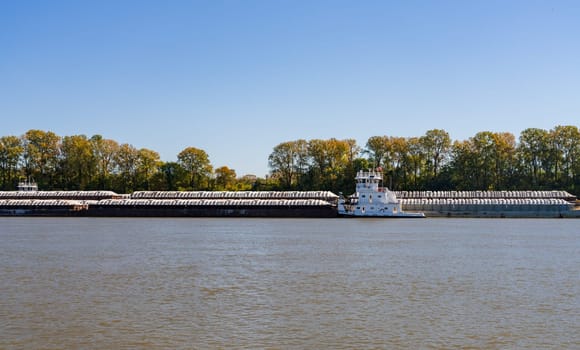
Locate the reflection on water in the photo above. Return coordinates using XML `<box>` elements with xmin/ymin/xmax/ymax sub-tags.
<box><xmin>1</xmin><ymin>218</ymin><xmax>579</xmax><ymax>349</ymax></box>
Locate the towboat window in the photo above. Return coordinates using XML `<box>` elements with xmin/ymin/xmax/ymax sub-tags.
<box><xmin>361</xmin><ymin>195</ymin><xmax>365</xmax><ymax>198</ymax></box>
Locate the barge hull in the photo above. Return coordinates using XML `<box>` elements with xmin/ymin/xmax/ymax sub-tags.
<box><xmin>84</xmin><ymin>205</ymin><xmax>337</xmax><ymax>218</ymax></box>
<box><xmin>0</xmin><ymin>208</ymin><xmax>84</xmax><ymax>216</ymax></box>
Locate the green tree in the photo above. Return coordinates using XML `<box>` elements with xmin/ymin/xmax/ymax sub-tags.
<box><xmin>420</xmin><ymin>129</ymin><xmax>451</xmax><ymax>180</ymax></box>
<box><xmin>385</xmin><ymin>137</ymin><xmax>408</xmax><ymax>190</ymax></box>
<box><xmin>518</xmin><ymin>128</ymin><xmax>550</xmax><ymax>188</ymax></box>
<box><xmin>22</xmin><ymin>130</ymin><xmax>61</xmax><ymax>189</ymax></box>
<box><xmin>470</xmin><ymin>132</ymin><xmax>496</xmax><ymax>189</ymax></box>
<box><xmin>449</xmin><ymin>139</ymin><xmax>478</xmax><ymax>189</ymax></box>
<box><xmin>364</xmin><ymin>136</ymin><xmax>390</xmax><ymax>168</ymax></box>
<box><xmin>325</xmin><ymin>138</ymin><xmax>350</xmax><ymax>189</ymax></box>
<box><xmin>177</xmin><ymin>147</ymin><xmax>213</xmax><ymax>190</ymax></box>
<box><xmin>136</xmin><ymin>148</ymin><xmax>161</xmax><ymax>190</ymax></box>
<box><xmin>550</xmin><ymin>125</ymin><xmax>580</xmax><ymax>189</ymax></box>
<box><xmin>0</xmin><ymin>136</ymin><xmax>23</xmax><ymax>190</ymax></box>
<box><xmin>448</xmin><ymin>131</ymin><xmax>517</xmax><ymax>190</ymax></box>
<box><xmin>268</xmin><ymin>140</ymin><xmax>308</xmax><ymax>189</ymax></box>
<box><xmin>156</xmin><ymin>161</ymin><xmax>187</xmax><ymax>190</ymax></box>
<box><xmin>305</xmin><ymin>138</ymin><xmax>352</xmax><ymax>192</ymax></box>
<box><xmin>405</xmin><ymin>137</ymin><xmax>425</xmax><ymax>189</ymax></box>
<box><xmin>338</xmin><ymin>139</ymin><xmax>361</xmax><ymax>193</ymax></box>
<box><xmin>352</xmin><ymin>157</ymin><xmax>372</xmax><ymax>173</ymax></box>
<box><xmin>60</xmin><ymin>135</ymin><xmax>96</xmax><ymax>190</ymax></box>
<box><xmin>90</xmin><ymin>135</ymin><xmax>120</xmax><ymax>189</ymax></box>
<box><xmin>304</xmin><ymin>139</ymin><xmax>327</xmax><ymax>189</ymax></box>
<box><xmin>114</xmin><ymin>143</ymin><xmax>139</xmax><ymax>193</ymax></box>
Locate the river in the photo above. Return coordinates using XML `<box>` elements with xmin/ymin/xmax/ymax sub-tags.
<box><xmin>0</xmin><ymin>218</ymin><xmax>578</xmax><ymax>349</ymax></box>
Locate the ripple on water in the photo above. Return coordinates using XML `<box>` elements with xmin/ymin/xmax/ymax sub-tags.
<box><xmin>0</xmin><ymin>218</ymin><xmax>578</xmax><ymax>349</ymax></box>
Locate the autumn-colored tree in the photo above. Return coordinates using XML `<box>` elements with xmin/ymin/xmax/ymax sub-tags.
<box><xmin>237</xmin><ymin>174</ymin><xmax>257</xmax><ymax>191</ymax></box>
<box><xmin>1</xmin><ymin>125</ymin><xmax>579</xmax><ymax>195</ymax></box>
<box><xmin>215</xmin><ymin>166</ymin><xmax>237</xmax><ymax>190</ymax></box>
<box><xmin>491</xmin><ymin>132</ymin><xmax>517</xmax><ymax>189</ymax></box>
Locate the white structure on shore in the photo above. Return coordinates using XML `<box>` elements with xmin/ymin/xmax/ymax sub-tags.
<box><xmin>17</xmin><ymin>179</ymin><xmax>38</xmax><ymax>192</ymax></box>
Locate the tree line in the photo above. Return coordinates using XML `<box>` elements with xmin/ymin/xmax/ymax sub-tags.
<box><xmin>268</xmin><ymin>126</ymin><xmax>580</xmax><ymax>196</ymax></box>
<box><xmin>0</xmin><ymin>130</ymin><xmax>254</xmax><ymax>193</ymax></box>
<box><xmin>0</xmin><ymin>126</ymin><xmax>579</xmax><ymax>195</ymax></box>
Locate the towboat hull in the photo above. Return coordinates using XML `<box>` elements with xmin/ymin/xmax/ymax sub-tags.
<box><xmin>338</xmin><ymin>212</ymin><xmax>425</xmax><ymax>218</ymax></box>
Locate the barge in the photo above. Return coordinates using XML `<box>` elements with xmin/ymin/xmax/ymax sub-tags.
<box><xmin>85</xmin><ymin>198</ymin><xmax>336</xmax><ymax>217</ymax></box>
<box><xmin>0</xmin><ymin>199</ymin><xmax>87</xmax><ymax>216</ymax></box>
<box><xmin>397</xmin><ymin>190</ymin><xmax>577</xmax><ymax>218</ymax></box>
<box><xmin>0</xmin><ymin>190</ymin><xmax>339</xmax><ymax>217</ymax></box>
<box><xmin>0</xmin><ymin>181</ymin><xmax>578</xmax><ymax>218</ymax></box>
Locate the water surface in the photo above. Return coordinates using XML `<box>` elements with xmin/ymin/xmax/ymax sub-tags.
<box><xmin>1</xmin><ymin>218</ymin><xmax>578</xmax><ymax>349</ymax></box>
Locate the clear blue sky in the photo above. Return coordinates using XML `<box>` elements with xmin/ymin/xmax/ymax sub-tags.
<box><xmin>1</xmin><ymin>0</ymin><xmax>579</xmax><ymax>176</ymax></box>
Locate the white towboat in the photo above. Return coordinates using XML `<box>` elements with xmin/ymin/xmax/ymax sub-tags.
<box><xmin>338</xmin><ymin>170</ymin><xmax>425</xmax><ymax>218</ymax></box>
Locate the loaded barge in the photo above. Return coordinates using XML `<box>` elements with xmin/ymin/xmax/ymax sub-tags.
<box><xmin>85</xmin><ymin>190</ymin><xmax>338</xmax><ymax>217</ymax></box>
<box><xmin>1</xmin><ymin>179</ymin><xmax>578</xmax><ymax>218</ymax></box>
<box><xmin>397</xmin><ymin>190</ymin><xmax>578</xmax><ymax>218</ymax></box>
<box><xmin>0</xmin><ymin>187</ymin><xmax>338</xmax><ymax>217</ymax></box>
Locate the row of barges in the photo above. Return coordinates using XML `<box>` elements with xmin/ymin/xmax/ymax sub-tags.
<box><xmin>0</xmin><ymin>186</ymin><xmax>577</xmax><ymax>218</ymax></box>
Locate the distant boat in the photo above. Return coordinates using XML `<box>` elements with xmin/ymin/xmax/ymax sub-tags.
<box><xmin>338</xmin><ymin>170</ymin><xmax>424</xmax><ymax>218</ymax></box>
<box><xmin>17</xmin><ymin>178</ymin><xmax>38</xmax><ymax>192</ymax></box>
